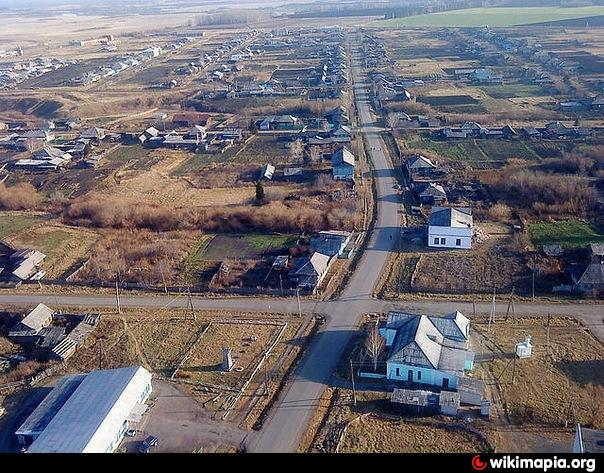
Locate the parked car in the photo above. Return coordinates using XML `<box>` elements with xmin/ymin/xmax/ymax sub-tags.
<box><xmin>138</xmin><ymin>435</ymin><xmax>158</xmax><ymax>453</ymax></box>
<box><xmin>125</xmin><ymin>429</ymin><xmax>136</xmax><ymax>437</ymax></box>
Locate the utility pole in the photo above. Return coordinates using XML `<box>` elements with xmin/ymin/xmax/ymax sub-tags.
<box><xmin>264</xmin><ymin>354</ymin><xmax>270</xmax><ymax>397</ymax></box>
<box><xmin>488</xmin><ymin>285</ymin><xmax>496</xmax><ymax>332</ymax></box>
<box><xmin>296</xmin><ymin>286</ymin><xmax>302</xmax><ymax>319</ymax></box>
<box><xmin>546</xmin><ymin>313</ymin><xmax>551</xmax><ymax>355</ymax></box>
<box><xmin>350</xmin><ymin>359</ymin><xmax>357</xmax><ymax>406</ymax></box>
<box><xmin>159</xmin><ymin>263</ymin><xmax>168</xmax><ymax>294</ymax></box>
<box><xmin>505</xmin><ymin>286</ymin><xmax>515</xmax><ymax>321</ymax></box>
<box><xmin>512</xmin><ymin>355</ymin><xmax>517</xmax><ymax>385</ymax></box>
<box><xmin>115</xmin><ymin>280</ymin><xmax>121</xmax><ymax>314</ymax></box>
<box><xmin>187</xmin><ymin>288</ymin><xmax>196</xmax><ymax>321</ymax></box>
<box><xmin>532</xmin><ymin>255</ymin><xmax>536</xmax><ymax>302</ymax></box>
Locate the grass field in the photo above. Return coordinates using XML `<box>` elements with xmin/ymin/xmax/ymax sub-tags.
<box><xmin>375</xmin><ymin>7</ymin><xmax>604</xmax><ymax>27</ymax></box>
<box><xmin>528</xmin><ymin>221</ymin><xmax>604</xmax><ymax>248</ymax></box>
<box><xmin>475</xmin><ymin>317</ymin><xmax>604</xmax><ymax>429</ymax></box>
<box><xmin>0</xmin><ymin>213</ymin><xmax>42</xmax><ymax>239</ymax></box>
<box><xmin>200</xmin><ymin>233</ymin><xmax>297</xmax><ymax>261</ymax></box>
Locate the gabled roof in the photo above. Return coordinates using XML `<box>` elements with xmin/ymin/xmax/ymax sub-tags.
<box><xmin>384</xmin><ymin>312</ymin><xmax>470</xmax><ymax>372</ymax></box>
<box><xmin>416</xmin><ymin>182</ymin><xmax>446</xmax><ymax>198</ymax></box>
<box><xmin>290</xmin><ymin>252</ymin><xmax>330</xmax><ymax>278</ymax></box>
<box><xmin>406</xmin><ymin>154</ymin><xmax>436</xmax><ymax>169</ymax></box>
<box><xmin>332</xmin><ymin>146</ymin><xmax>355</xmax><ymax>167</ymax></box>
<box><xmin>577</xmin><ymin>262</ymin><xmax>604</xmax><ymax>286</ymax></box>
<box><xmin>11</xmin><ymin>303</ymin><xmax>53</xmax><ymax>334</ymax></box>
<box><xmin>429</xmin><ymin>206</ymin><xmax>472</xmax><ymax>228</ymax></box>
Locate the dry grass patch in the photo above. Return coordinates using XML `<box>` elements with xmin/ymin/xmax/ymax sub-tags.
<box><xmin>475</xmin><ymin>316</ymin><xmax>604</xmax><ymax>429</ymax></box>
<box><xmin>180</xmin><ymin>321</ymin><xmax>285</xmax><ymax>389</ymax></box>
<box><xmin>339</xmin><ymin>416</ymin><xmax>491</xmax><ymax>453</ymax></box>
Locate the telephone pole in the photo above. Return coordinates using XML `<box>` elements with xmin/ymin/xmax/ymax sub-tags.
<box><xmin>505</xmin><ymin>286</ymin><xmax>515</xmax><ymax>321</ymax></box>
<box><xmin>187</xmin><ymin>288</ymin><xmax>196</xmax><ymax>321</ymax></box>
<box><xmin>488</xmin><ymin>285</ymin><xmax>496</xmax><ymax>332</ymax></box>
<box><xmin>350</xmin><ymin>359</ymin><xmax>357</xmax><ymax>406</ymax></box>
<box><xmin>296</xmin><ymin>286</ymin><xmax>302</xmax><ymax>319</ymax></box>
<box><xmin>115</xmin><ymin>280</ymin><xmax>121</xmax><ymax>314</ymax></box>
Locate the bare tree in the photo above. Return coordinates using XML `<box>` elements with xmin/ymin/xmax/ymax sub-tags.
<box><xmin>365</xmin><ymin>322</ymin><xmax>385</xmax><ymax>372</ymax></box>
<box><xmin>386</xmin><ymin>112</ymin><xmax>399</xmax><ymax>131</ymax></box>
<box><xmin>289</xmin><ymin>139</ymin><xmax>304</xmax><ymax>164</ymax></box>
<box><xmin>24</xmin><ymin>138</ymin><xmax>42</xmax><ymax>154</ymax></box>
<box><xmin>309</xmin><ymin>145</ymin><xmax>321</xmax><ymax>163</ymax></box>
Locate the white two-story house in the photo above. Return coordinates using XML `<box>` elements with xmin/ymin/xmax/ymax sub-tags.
<box><xmin>428</xmin><ymin>206</ymin><xmax>473</xmax><ymax>249</ymax></box>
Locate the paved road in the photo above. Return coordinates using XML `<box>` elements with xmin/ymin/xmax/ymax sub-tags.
<box><xmin>246</xmin><ymin>36</ymin><xmax>402</xmax><ymax>453</ymax></box>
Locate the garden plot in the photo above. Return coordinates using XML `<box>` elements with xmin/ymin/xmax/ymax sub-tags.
<box><xmin>6</xmin><ymin>222</ymin><xmax>98</xmax><ymax>279</ymax></box>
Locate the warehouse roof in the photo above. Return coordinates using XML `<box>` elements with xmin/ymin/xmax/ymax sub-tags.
<box><xmin>27</xmin><ymin>366</ymin><xmax>152</xmax><ymax>453</ymax></box>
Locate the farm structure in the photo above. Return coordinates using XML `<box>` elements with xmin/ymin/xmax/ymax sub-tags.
<box><xmin>16</xmin><ymin>366</ymin><xmax>152</xmax><ymax>453</ymax></box>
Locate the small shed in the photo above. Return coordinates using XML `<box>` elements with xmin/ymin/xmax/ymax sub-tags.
<box><xmin>438</xmin><ymin>391</ymin><xmax>460</xmax><ymax>416</ymax></box>
<box><xmin>390</xmin><ymin>388</ymin><xmax>438</xmax><ymax>416</ymax></box>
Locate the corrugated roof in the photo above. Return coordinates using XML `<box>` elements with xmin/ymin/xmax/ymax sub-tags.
<box><xmin>27</xmin><ymin>366</ymin><xmax>152</xmax><ymax>453</ymax></box>
<box><xmin>16</xmin><ymin>374</ymin><xmax>86</xmax><ymax>436</ymax></box>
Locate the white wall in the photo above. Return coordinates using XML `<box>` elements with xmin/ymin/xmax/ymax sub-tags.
<box><xmin>387</xmin><ymin>363</ymin><xmax>459</xmax><ymax>389</ymax></box>
<box><xmin>428</xmin><ymin>225</ymin><xmax>472</xmax><ymax>249</ymax></box>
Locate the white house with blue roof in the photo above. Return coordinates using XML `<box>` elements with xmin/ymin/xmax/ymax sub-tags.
<box><xmin>378</xmin><ymin>311</ymin><xmax>474</xmax><ymax>390</ymax></box>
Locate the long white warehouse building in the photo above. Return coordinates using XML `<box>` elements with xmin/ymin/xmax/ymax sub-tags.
<box><xmin>16</xmin><ymin>365</ymin><xmax>152</xmax><ymax>453</ymax></box>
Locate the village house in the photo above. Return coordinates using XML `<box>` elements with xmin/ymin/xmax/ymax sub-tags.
<box><xmin>79</xmin><ymin>127</ymin><xmax>106</xmax><ymax>143</ymax></box>
<box><xmin>9</xmin><ymin>303</ymin><xmax>55</xmax><ymax>343</ymax></box>
<box><xmin>405</xmin><ymin>154</ymin><xmax>437</xmax><ymax>180</ymax></box>
<box><xmin>378</xmin><ymin>311</ymin><xmax>474</xmax><ymax>389</ymax></box>
<box><xmin>310</xmin><ymin>230</ymin><xmax>352</xmax><ymax>258</ymax></box>
<box><xmin>288</xmin><ymin>252</ymin><xmax>331</xmax><ymax>292</ymax></box>
<box><xmin>572</xmin><ymin>243</ymin><xmax>604</xmax><ymax>297</ymax></box>
<box><xmin>172</xmin><ymin>112</ymin><xmax>210</xmax><ymax>128</ymax></box>
<box><xmin>14</xmin><ymin>147</ymin><xmax>72</xmax><ymax>172</ymax></box>
<box><xmin>414</xmin><ymin>182</ymin><xmax>447</xmax><ymax>206</ymax></box>
<box><xmin>258</xmin><ymin>115</ymin><xmax>299</xmax><ymax>131</ymax></box>
<box><xmin>9</xmin><ymin>248</ymin><xmax>47</xmax><ymax>281</ymax></box>
<box><xmin>332</xmin><ymin>146</ymin><xmax>355</xmax><ymax>181</ymax></box>
<box><xmin>428</xmin><ymin>206</ymin><xmax>473</xmax><ymax>250</ymax></box>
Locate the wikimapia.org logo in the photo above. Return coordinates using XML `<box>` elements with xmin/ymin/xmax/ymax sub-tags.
<box><xmin>471</xmin><ymin>455</ymin><xmax>597</xmax><ymax>473</ymax></box>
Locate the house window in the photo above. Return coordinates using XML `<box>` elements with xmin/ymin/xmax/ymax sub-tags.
<box><xmin>440</xmin><ymin>238</ymin><xmax>446</xmax><ymax>245</ymax></box>
<box><xmin>407</xmin><ymin>370</ymin><xmax>413</xmax><ymax>382</ymax></box>
<box><xmin>395</xmin><ymin>367</ymin><xmax>400</xmax><ymax>377</ymax></box>
<box><xmin>456</xmin><ymin>238</ymin><xmax>462</xmax><ymax>246</ymax></box>
<box><xmin>442</xmin><ymin>378</ymin><xmax>449</xmax><ymax>389</ymax></box>
<box><xmin>417</xmin><ymin>371</ymin><xmax>421</xmax><ymax>380</ymax></box>
<box><xmin>433</xmin><ymin>237</ymin><xmax>439</xmax><ymax>245</ymax></box>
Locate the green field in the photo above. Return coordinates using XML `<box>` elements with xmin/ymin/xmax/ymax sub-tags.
<box><xmin>528</xmin><ymin>221</ymin><xmax>604</xmax><ymax>248</ymax></box>
<box><xmin>406</xmin><ymin>139</ymin><xmax>487</xmax><ymax>162</ymax></box>
<box><xmin>375</xmin><ymin>7</ymin><xmax>604</xmax><ymax>27</ymax></box>
<box><xmin>0</xmin><ymin>213</ymin><xmax>42</xmax><ymax>239</ymax></box>
<box><xmin>200</xmin><ymin>233</ymin><xmax>297</xmax><ymax>261</ymax></box>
